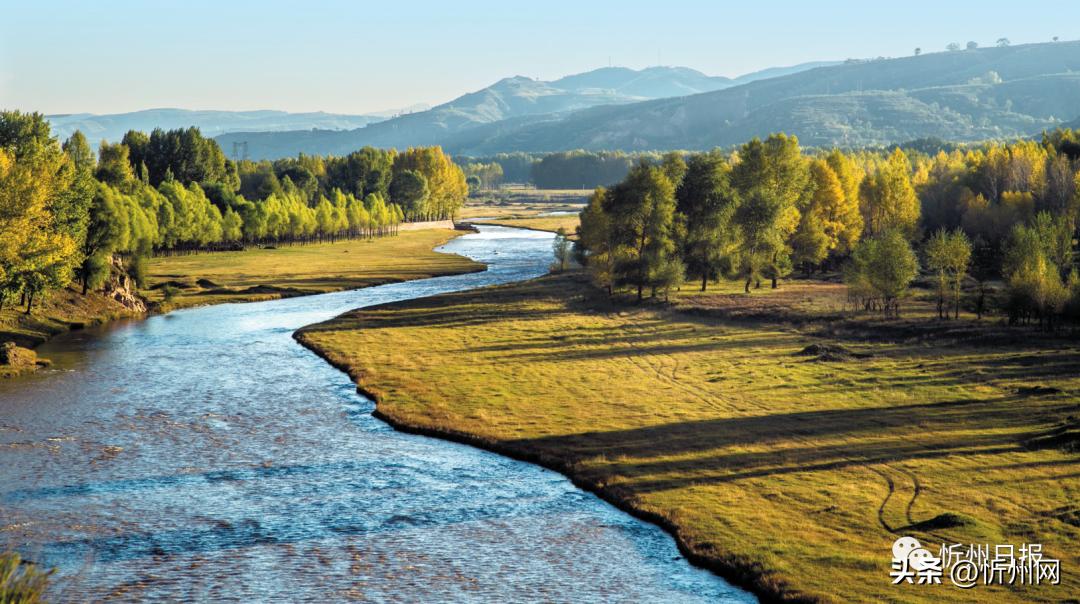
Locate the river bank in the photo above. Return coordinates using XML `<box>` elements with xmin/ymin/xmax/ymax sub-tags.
<box><xmin>294</xmin><ymin>271</ymin><xmax>1080</xmax><ymax>603</ymax></box>
<box><xmin>1</xmin><ymin>228</ymin><xmax>481</xmax><ymax>378</ymax></box>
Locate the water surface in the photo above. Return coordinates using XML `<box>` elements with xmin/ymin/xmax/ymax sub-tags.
<box><xmin>0</xmin><ymin>226</ymin><xmax>753</xmax><ymax>603</ymax></box>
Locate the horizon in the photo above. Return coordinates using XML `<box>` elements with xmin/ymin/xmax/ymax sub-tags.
<box><xmin>3</xmin><ymin>0</ymin><xmax>1077</xmax><ymax>115</ymax></box>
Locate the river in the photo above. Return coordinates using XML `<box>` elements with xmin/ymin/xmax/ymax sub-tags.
<box><xmin>0</xmin><ymin>225</ymin><xmax>753</xmax><ymax>603</ymax></box>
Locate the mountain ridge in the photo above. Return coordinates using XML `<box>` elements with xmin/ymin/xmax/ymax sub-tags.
<box><xmin>215</xmin><ymin>62</ymin><xmax>836</xmax><ymax>159</ymax></box>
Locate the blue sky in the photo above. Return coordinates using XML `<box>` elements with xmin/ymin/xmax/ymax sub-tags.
<box><xmin>2</xmin><ymin>0</ymin><xmax>1077</xmax><ymax>115</ymax></box>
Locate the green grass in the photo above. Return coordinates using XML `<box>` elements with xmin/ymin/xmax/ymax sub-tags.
<box><xmin>297</xmin><ymin>271</ymin><xmax>1080</xmax><ymax>603</ymax></box>
<box><xmin>143</xmin><ymin>229</ymin><xmax>483</xmax><ymax>310</ymax></box>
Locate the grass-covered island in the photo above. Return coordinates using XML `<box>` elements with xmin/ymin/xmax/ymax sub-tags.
<box><xmin>296</xmin><ymin>272</ymin><xmax>1079</xmax><ymax>603</ymax></box>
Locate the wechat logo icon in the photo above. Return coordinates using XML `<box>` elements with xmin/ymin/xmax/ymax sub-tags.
<box><xmin>891</xmin><ymin>536</ymin><xmax>943</xmax><ymax>584</ymax></box>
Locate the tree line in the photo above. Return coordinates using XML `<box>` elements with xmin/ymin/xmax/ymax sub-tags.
<box><xmin>457</xmin><ymin>150</ymin><xmax>674</xmax><ymax>189</ymax></box>
<box><xmin>575</xmin><ymin>131</ymin><xmax>1080</xmax><ymax>328</ymax></box>
<box><xmin>0</xmin><ymin>111</ymin><xmax>469</xmax><ymax>312</ymax></box>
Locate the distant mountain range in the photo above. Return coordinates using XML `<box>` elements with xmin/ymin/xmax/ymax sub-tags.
<box><xmin>215</xmin><ymin>63</ymin><xmax>837</xmax><ymax>159</ymax></box>
<box><xmin>51</xmin><ymin>43</ymin><xmax>1080</xmax><ymax>159</ymax></box>
<box><xmin>447</xmin><ymin>41</ymin><xmax>1080</xmax><ymax>154</ymax></box>
<box><xmin>46</xmin><ymin>109</ymin><xmax>392</xmax><ymax>145</ymax></box>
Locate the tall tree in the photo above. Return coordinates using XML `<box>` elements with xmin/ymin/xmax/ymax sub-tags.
<box><xmin>860</xmin><ymin>148</ymin><xmax>920</xmax><ymax>238</ymax></box>
<box><xmin>676</xmin><ymin>152</ymin><xmax>738</xmax><ymax>290</ymax></box>
<box><xmin>576</xmin><ymin>188</ymin><xmax>614</xmax><ymax>294</ymax></box>
<box><xmin>607</xmin><ymin>161</ymin><xmax>680</xmax><ymax>301</ymax></box>
<box><xmin>731</xmin><ymin>134</ymin><xmax>807</xmax><ymax>289</ymax></box>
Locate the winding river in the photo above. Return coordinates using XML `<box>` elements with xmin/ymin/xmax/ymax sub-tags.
<box><xmin>0</xmin><ymin>226</ymin><xmax>753</xmax><ymax>603</ymax></box>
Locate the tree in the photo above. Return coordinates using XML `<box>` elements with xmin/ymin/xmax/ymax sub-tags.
<box><xmin>551</xmin><ymin>228</ymin><xmax>572</xmax><ymax>272</ymax></box>
<box><xmin>947</xmin><ymin>42</ymin><xmax>961</xmax><ymax>52</ymax></box>
<box><xmin>925</xmin><ymin>229</ymin><xmax>972</xmax><ymax>319</ymax></box>
<box><xmin>824</xmin><ymin>150</ymin><xmax>864</xmax><ymax>254</ymax></box>
<box><xmin>392</xmin><ymin>147</ymin><xmax>467</xmax><ymax>220</ymax></box>
<box><xmin>660</xmin><ymin>152</ymin><xmax>687</xmax><ymax>188</ymax></box>
<box><xmin>576</xmin><ymin>188</ymin><xmax>615</xmax><ymax>293</ymax></box>
<box><xmin>996</xmin><ymin>38</ymin><xmax>1010</xmax><ymax>47</ymax></box>
<box><xmin>77</xmin><ymin>185</ymin><xmax>124</xmax><ymax>294</ymax></box>
<box><xmin>914</xmin><ymin>48</ymin><xmax>922</xmax><ymax>56</ymax></box>
<box><xmin>607</xmin><ymin>161</ymin><xmax>680</xmax><ymax>301</ymax></box>
<box><xmin>800</xmin><ymin>158</ymin><xmax>862</xmax><ymax>267</ymax></box>
<box><xmin>731</xmin><ymin>134</ymin><xmax>807</xmax><ymax>289</ymax></box>
<box><xmin>966</xmin><ymin>41</ymin><xmax>979</xmax><ymax>50</ymax></box>
<box><xmin>860</xmin><ymin>148</ymin><xmax>919</xmax><ymax>238</ymax></box>
<box><xmin>845</xmin><ymin>231</ymin><xmax>919</xmax><ymax>317</ymax></box>
<box><xmin>388</xmin><ymin>170</ymin><xmax>429</xmax><ymax>221</ymax></box>
<box><xmin>676</xmin><ymin>152</ymin><xmax>739</xmax><ymax>290</ymax></box>
<box><xmin>791</xmin><ymin>210</ymin><xmax>829</xmax><ymax>273</ymax></box>
<box><xmin>0</xmin><ymin>112</ymin><xmax>83</xmax><ymax>312</ymax></box>
<box><xmin>63</xmin><ymin>131</ymin><xmax>95</xmax><ymax>174</ymax></box>
<box><xmin>95</xmin><ymin>142</ymin><xmax>135</xmax><ymax>187</ymax></box>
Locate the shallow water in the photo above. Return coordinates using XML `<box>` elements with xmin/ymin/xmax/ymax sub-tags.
<box><xmin>0</xmin><ymin>226</ymin><xmax>753</xmax><ymax>603</ymax></box>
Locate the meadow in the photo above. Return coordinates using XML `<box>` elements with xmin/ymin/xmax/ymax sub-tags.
<box><xmin>142</xmin><ymin>228</ymin><xmax>483</xmax><ymax>309</ymax></box>
<box><xmin>297</xmin><ymin>271</ymin><xmax>1080</xmax><ymax>603</ymax></box>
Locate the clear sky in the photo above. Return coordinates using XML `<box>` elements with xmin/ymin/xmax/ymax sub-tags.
<box><xmin>2</xmin><ymin>0</ymin><xmax>1077</xmax><ymax>115</ymax></box>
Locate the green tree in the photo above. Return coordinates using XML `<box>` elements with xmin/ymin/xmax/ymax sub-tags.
<box><xmin>845</xmin><ymin>230</ymin><xmax>919</xmax><ymax>317</ymax></box>
<box><xmin>676</xmin><ymin>152</ymin><xmax>739</xmax><ymax>290</ymax></box>
<box><xmin>389</xmin><ymin>170</ymin><xmax>430</xmax><ymax>221</ymax></box>
<box><xmin>607</xmin><ymin>161</ymin><xmax>680</xmax><ymax>301</ymax></box>
<box><xmin>731</xmin><ymin>134</ymin><xmax>808</xmax><ymax>289</ymax></box>
<box><xmin>576</xmin><ymin>188</ymin><xmax>615</xmax><ymax>294</ymax></box>
<box><xmin>925</xmin><ymin>229</ymin><xmax>972</xmax><ymax>319</ymax></box>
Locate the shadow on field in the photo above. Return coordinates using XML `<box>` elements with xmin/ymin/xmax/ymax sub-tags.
<box><xmin>508</xmin><ymin>394</ymin><xmax>1079</xmax><ymax>494</ymax></box>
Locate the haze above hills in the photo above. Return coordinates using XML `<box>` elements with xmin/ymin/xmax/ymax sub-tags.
<box><xmin>45</xmin><ymin>42</ymin><xmax>1080</xmax><ymax>159</ymax></box>
<box><xmin>45</xmin><ymin>105</ymin><xmax>431</xmax><ymax>144</ymax></box>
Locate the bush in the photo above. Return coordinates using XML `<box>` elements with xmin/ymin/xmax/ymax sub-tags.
<box><xmin>0</xmin><ymin>551</ymin><xmax>52</xmax><ymax>603</ymax></box>
<box><xmin>844</xmin><ymin>230</ymin><xmax>919</xmax><ymax>317</ymax></box>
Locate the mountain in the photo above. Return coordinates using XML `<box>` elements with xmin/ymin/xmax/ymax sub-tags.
<box><xmin>46</xmin><ymin>109</ymin><xmax>386</xmax><ymax>144</ymax></box>
<box><xmin>447</xmin><ymin>41</ymin><xmax>1080</xmax><ymax>153</ymax></box>
<box><xmin>217</xmin><ymin>63</ymin><xmax>833</xmax><ymax>159</ymax></box>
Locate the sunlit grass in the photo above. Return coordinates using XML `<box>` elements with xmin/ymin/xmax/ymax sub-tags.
<box><xmin>144</xmin><ymin>229</ymin><xmax>483</xmax><ymax>309</ymax></box>
<box><xmin>298</xmin><ymin>271</ymin><xmax>1080</xmax><ymax>603</ymax></box>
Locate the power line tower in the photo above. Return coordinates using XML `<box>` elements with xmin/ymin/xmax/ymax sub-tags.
<box><xmin>231</xmin><ymin>141</ymin><xmax>249</xmax><ymax>163</ymax></box>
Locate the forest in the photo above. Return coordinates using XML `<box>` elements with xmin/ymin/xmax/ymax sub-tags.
<box><xmin>0</xmin><ymin>111</ymin><xmax>468</xmax><ymax>312</ymax></box>
<box><xmin>575</xmin><ymin>131</ymin><xmax>1080</xmax><ymax>328</ymax></box>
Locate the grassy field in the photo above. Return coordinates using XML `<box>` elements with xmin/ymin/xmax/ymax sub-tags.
<box><xmin>460</xmin><ymin>188</ymin><xmax>585</xmax><ymax>234</ymax></box>
<box><xmin>144</xmin><ymin>229</ymin><xmax>483</xmax><ymax>310</ymax></box>
<box><xmin>297</xmin><ymin>272</ymin><xmax>1080</xmax><ymax>603</ymax></box>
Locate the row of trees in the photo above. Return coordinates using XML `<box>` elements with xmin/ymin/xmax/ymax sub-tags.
<box><xmin>458</xmin><ymin>150</ymin><xmax>667</xmax><ymax>189</ymax></box>
<box><xmin>575</xmin><ymin>132</ymin><xmax>1080</xmax><ymax>328</ymax></box>
<box><xmin>0</xmin><ymin>111</ymin><xmax>468</xmax><ymax>312</ymax></box>
<box><xmin>234</xmin><ymin>146</ymin><xmax>467</xmax><ymax>221</ymax></box>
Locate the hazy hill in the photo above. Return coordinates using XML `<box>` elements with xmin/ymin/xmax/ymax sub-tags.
<box><xmin>450</xmin><ymin>41</ymin><xmax>1080</xmax><ymax>153</ymax></box>
<box><xmin>217</xmin><ymin>63</ymin><xmax>833</xmax><ymax>159</ymax></box>
<box><xmin>47</xmin><ymin>109</ymin><xmax>386</xmax><ymax>144</ymax></box>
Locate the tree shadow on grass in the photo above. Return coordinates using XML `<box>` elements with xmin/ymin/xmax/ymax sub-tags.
<box><xmin>506</xmin><ymin>393</ymin><xmax>1079</xmax><ymax>495</ymax></box>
